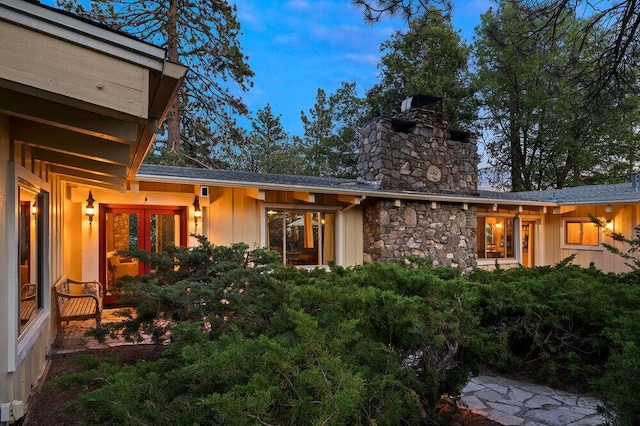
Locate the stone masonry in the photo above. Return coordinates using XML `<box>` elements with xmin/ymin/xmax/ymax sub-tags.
<box><xmin>363</xmin><ymin>199</ymin><xmax>477</xmax><ymax>270</ymax></box>
<box><xmin>358</xmin><ymin>107</ymin><xmax>478</xmax><ymax>194</ymax></box>
<box><xmin>359</xmin><ymin>99</ymin><xmax>479</xmax><ymax>271</ymax></box>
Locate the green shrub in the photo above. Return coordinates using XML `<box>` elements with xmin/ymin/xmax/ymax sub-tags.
<box><xmin>72</xmin><ymin>239</ymin><xmax>488</xmax><ymax>424</ymax></box>
<box><xmin>72</xmin><ymin>238</ymin><xmax>640</xmax><ymax>424</ymax></box>
<box><xmin>594</xmin><ymin>310</ymin><xmax>640</xmax><ymax>425</ymax></box>
<box><xmin>467</xmin><ymin>263</ymin><xmax>628</xmax><ymax>386</ymax></box>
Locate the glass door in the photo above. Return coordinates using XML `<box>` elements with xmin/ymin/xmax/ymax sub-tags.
<box><xmin>100</xmin><ymin>205</ymin><xmax>186</xmax><ymax>305</ymax></box>
<box><xmin>521</xmin><ymin>221</ymin><xmax>536</xmax><ymax>267</ymax></box>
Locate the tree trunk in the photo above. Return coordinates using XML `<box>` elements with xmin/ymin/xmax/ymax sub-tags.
<box><xmin>166</xmin><ymin>0</ymin><xmax>181</xmax><ymax>153</ymax></box>
<box><xmin>509</xmin><ymin>116</ymin><xmax>525</xmax><ymax>192</ymax></box>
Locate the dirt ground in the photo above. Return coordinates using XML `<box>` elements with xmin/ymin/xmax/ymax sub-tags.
<box><xmin>23</xmin><ymin>345</ymin><xmax>499</xmax><ymax>425</ymax></box>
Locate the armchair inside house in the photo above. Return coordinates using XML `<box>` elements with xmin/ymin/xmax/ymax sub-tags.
<box><xmin>106</xmin><ymin>251</ymin><xmax>139</xmax><ymax>285</ymax></box>
<box><xmin>297</xmin><ymin>247</ymin><xmax>318</xmax><ymax>265</ymax></box>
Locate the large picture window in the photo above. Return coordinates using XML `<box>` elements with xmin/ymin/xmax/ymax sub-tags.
<box><xmin>477</xmin><ymin>216</ymin><xmax>515</xmax><ymax>260</ymax></box>
<box><xmin>563</xmin><ymin>219</ymin><xmax>600</xmax><ymax>247</ymax></box>
<box><xmin>267</xmin><ymin>209</ymin><xmax>335</xmax><ymax>266</ymax></box>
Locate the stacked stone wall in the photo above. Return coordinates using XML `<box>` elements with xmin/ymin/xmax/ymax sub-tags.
<box><xmin>363</xmin><ymin>199</ymin><xmax>477</xmax><ymax>272</ymax></box>
<box><xmin>358</xmin><ymin>108</ymin><xmax>478</xmax><ymax>194</ymax></box>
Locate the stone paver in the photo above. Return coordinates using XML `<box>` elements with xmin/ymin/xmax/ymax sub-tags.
<box><xmin>460</xmin><ymin>375</ymin><xmax>607</xmax><ymax>426</ymax></box>
<box><xmin>53</xmin><ymin>308</ymin><xmax>164</xmax><ymax>354</ymax></box>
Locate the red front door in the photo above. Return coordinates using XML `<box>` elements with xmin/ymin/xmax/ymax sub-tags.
<box><xmin>99</xmin><ymin>205</ymin><xmax>187</xmax><ymax>305</ymax></box>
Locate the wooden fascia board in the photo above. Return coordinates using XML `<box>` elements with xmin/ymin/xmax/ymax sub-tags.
<box><xmin>32</xmin><ymin>148</ymin><xmax>127</xmax><ymax>178</ymax></box>
<box><xmin>133</xmin><ymin>174</ymin><xmax>562</xmax><ymax>208</ymax></box>
<box><xmin>0</xmin><ymin>87</ymin><xmax>138</xmax><ymax>144</ymax></box>
<box><xmin>130</xmin><ymin>61</ymin><xmax>187</xmax><ymax>178</ymax></box>
<box><xmin>11</xmin><ymin>118</ymin><xmax>131</xmax><ymax>165</ymax></box>
<box><xmin>148</xmin><ymin>61</ymin><xmax>188</xmax><ymax>121</ymax></box>
<box><xmin>1</xmin><ymin>20</ymin><xmax>150</xmax><ymax>119</ymax></box>
<box><xmin>50</xmin><ymin>165</ymin><xmax>125</xmax><ymax>188</ymax></box>
<box><xmin>129</xmin><ymin>125</ymin><xmax>155</xmax><ymax>179</ymax></box>
<box><xmin>0</xmin><ymin>0</ymin><xmax>165</xmax><ymax>71</ymax></box>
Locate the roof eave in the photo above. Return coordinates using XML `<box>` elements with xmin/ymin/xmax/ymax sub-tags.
<box><xmin>134</xmin><ymin>173</ymin><xmax>557</xmax><ymax>207</ymax></box>
<box><xmin>129</xmin><ymin>61</ymin><xmax>188</xmax><ymax>179</ymax></box>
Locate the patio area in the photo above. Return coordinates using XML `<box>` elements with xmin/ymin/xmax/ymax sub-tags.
<box><xmin>52</xmin><ymin>308</ymin><xmax>166</xmax><ymax>354</ymax></box>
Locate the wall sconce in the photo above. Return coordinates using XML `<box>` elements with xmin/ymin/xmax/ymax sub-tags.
<box><xmin>193</xmin><ymin>195</ymin><xmax>202</xmax><ymax>227</ymax></box>
<box><xmin>85</xmin><ymin>191</ymin><xmax>95</xmax><ymax>224</ymax></box>
<box><xmin>605</xmin><ymin>219</ymin><xmax>614</xmax><ymax>231</ymax></box>
<box><xmin>31</xmin><ymin>200</ymin><xmax>37</xmax><ymax>216</ymax></box>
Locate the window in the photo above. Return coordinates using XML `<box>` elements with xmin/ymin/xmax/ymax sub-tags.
<box><xmin>17</xmin><ymin>184</ymin><xmax>47</xmax><ymax>335</ymax></box>
<box><xmin>266</xmin><ymin>209</ymin><xmax>335</xmax><ymax>266</ymax></box>
<box><xmin>564</xmin><ymin>220</ymin><xmax>600</xmax><ymax>247</ymax></box>
<box><xmin>477</xmin><ymin>216</ymin><xmax>515</xmax><ymax>260</ymax></box>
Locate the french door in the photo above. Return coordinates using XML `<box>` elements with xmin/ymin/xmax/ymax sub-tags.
<box><xmin>99</xmin><ymin>205</ymin><xmax>187</xmax><ymax>303</ymax></box>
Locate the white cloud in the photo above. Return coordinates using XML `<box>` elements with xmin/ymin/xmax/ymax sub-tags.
<box><xmin>344</xmin><ymin>53</ymin><xmax>380</xmax><ymax>66</ymax></box>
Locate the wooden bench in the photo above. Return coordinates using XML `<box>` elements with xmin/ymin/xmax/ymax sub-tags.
<box><xmin>55</xmin><ymin>278</ymin><xmax>104</xmax><ymax>325</ymax></box>
<box><xmin>20</xmin><ymin>284</ymin><xmax>36</xmax><ymax>323</ymax></box>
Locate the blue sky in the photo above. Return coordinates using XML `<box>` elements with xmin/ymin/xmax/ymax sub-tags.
<box><xmin>234</xmin><ymin>0</ymin><xmax>493</xmax><ymax>136</ymax></box>
<box><xmin>42</xmin><ymin>0</ymin><xmax>492</xmax><ymax>136</ymax></box>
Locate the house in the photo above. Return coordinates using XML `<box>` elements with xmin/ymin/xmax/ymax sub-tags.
<box><xmin>0</xmin><ymin>0</ymin><xmax>186</xmax><ymax>418</ymax></box>
<box><xmin>2</xmin><ymin>0</ymin><xmax>639</xmax><ymax>421</ymax></box>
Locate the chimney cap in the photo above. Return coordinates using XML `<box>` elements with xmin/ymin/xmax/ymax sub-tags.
<box><xmin>401</xmin><ymin>95</ymin><xmax>442</xmax><ymax>112</ymax></box>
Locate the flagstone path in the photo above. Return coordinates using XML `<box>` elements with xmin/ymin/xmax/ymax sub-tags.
<box><xmin>460</xmin><ymin>375</ymin><xmax>607</xmax><ymax>425</ymax></box>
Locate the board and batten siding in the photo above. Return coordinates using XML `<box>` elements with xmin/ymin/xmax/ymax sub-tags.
<box><xmin>207</xmin><ymin>186</ymin><xmax>364</xmax><ymax>266</ymax></box>
<box><xmin>544</xmin><ymin>204</ymin><xmax>637</xmax><ymax>274</ymax></box>
<box><xmin>208</xmin><ymin>187</ymin><xmax>261</xmax><ymax>249</ymax></box>
<box><xmin>343</xmin><ymin>206</ymin><xmax>364</xmax><ymax>266</ymax></box>
<box><xmin>1</xmin><ymin>114</ymin><xmax>11</xmax><ymax>403</ymax></box>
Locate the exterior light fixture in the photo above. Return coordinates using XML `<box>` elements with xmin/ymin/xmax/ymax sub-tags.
<box><xmin>31</xmin><ymin>200</ymin><xmax>37</xmax><ymax>216</ymax></box>
<box><xmin>85</xmin><ymin>191</ymin><xmax>95</xmax><ymax>224</ymax></box>
<box><xmin>193</xmin><ymin>195</ymin><xmax>202</xmax><ymax>226</ymax></box>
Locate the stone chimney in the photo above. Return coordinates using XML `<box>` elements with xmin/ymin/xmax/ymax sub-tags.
<box><xmin>358</xmin><ymin>95</ymin><xmax>479</xmax><ymax>195</ymax></box>
<box><xmin>359</xmin><ymin>96</ymin><xmax>479</xmax><ymax>272</ymax></box>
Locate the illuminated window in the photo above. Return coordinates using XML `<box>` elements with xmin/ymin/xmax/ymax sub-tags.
<box><xmin>18</xmin><ymin>184</ymin><xmax>48</xmax><ymax>335</ymax></box>
<box><xmin>267</xmin><ymin>210</ymin><xmax>335</xmax><ymax>266</ymax></box>
<box><xmin>477</xmin><ymin>216</ymin><xmax>515</xmax><ymax>260</ymax></box>
<box><xmin>564</xmin><ymin>220</ymin><xmax>600</xmax><ymax>246</ymax></box>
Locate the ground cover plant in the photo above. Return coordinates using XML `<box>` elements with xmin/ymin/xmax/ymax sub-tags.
<box><xmin>65</xmin><ymin>238</ymin><xmax>640</xmax><ymax>425</ymax></box>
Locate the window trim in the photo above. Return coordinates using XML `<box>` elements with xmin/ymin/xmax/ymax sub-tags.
<box><xmin>476</xmin><ymin>214</ymin><xmax>518</xmax><ymax>262</ymax></box>
<box><xmin>7</xmin><ymin>162</ymin><xmax>51</xmax><ymax>372</ymax></box>
<box><xmin>561</xmin><ymin>217</ymin><xmax>603</xmax><ymax>250</ymax></box>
